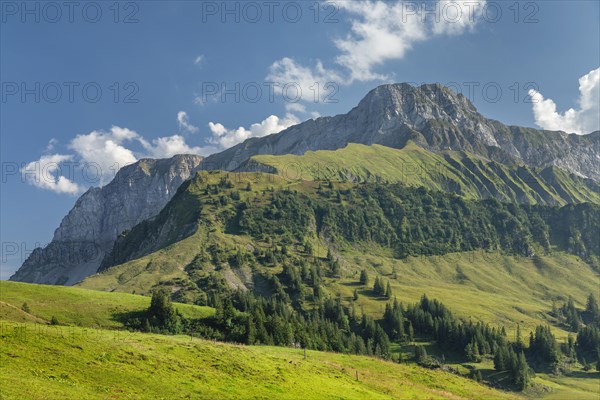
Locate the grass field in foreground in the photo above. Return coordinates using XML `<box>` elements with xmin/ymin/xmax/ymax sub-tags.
<box><xmin>0</xmin><ymin>321</ymin><xmax>521</xmax><ymax>400</ymax></box>
<box><xmin>0</xmin><ymin>281</ymin><xmax>214</xmax><ymax>329</ymax></box>
<box><xmin>1</xmin><ymin>280</ymin><xmax>597</xmax><ymax>399</ymax></box>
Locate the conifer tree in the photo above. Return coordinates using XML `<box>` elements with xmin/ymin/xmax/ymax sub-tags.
<box><xmin>373</xmin><ymin>276</ymin><xmax>384</xmax><ymax>296</ymax></box>
<box><xmin>414</xmin><ymin>345</ymin><xmax>427</xmax><ymax>362</ymax></box>
<box><xmin>246</xmin><ymin>316</ymin><xmax>256</xmax><ymax>345</ymax></box>
<box><xmin>359</xmin><ymin>270</ymin><xmax>369</xmax><ymax>285</ymax></box>
<box><xmin>585</xmin><ymin>293</ymin><xmax>599</xmax><ymax>322</ymax></box>
<box><xmin>514</xmin><ymin>351</ymin><xmax>530</xmax><ymax>390</ymax></box>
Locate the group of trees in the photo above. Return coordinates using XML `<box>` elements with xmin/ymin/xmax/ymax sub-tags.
<box><xmin>553</xmin><ymin>293</ymin><xmax>599</xmax><ymax>332</ymax></box>
<box><xmin>197</xmin><ymin>289</ymin><xmax>393</xmax><ymax>358</ymax></box>
<box><xmin>493</xmin><ymin>346</ymin><xmax>531</xmax><ymax>389</ymax></box>
<box><xmin>230</xmin><ymin>183</ymin><xmax>598</xmax><ymax>262</ymax></box>
<box><xmin>371</xmin><ymin>276</ymin><xmax>392</xmax><ymax>298</ymax></box>
<box><xmin>125</xmin><ymin>289</ymin><xmax>184</xmax><ymax>334</ymax></box>
<box><xmin>128</xmin><ymin>282</ymin><xmax>600</xmax><ymax>393</ymax></box>
<box><xmin>396</xmin><ymin>294</ymin><xmax>599</xmax><ymax>390</ymax></box>
<box><xmin>549</xmin><ymin>293</ymin><xmax>600</xmax><ymax>367</ymax></box>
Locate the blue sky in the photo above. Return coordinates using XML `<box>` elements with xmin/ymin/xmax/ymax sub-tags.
<box><xmin>1</xmin><ymin>1</ymin><xmax>599</xmax><ymax>278</ymax></box>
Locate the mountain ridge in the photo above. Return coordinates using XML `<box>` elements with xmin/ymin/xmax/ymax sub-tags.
<box><xmin>246</xmin><ymin>142</ymin><xmax>599</xmax><ymax>205</ymax></box>
<box><xmin>202</xmin><ymin>83</ymin><xmax>600</xmax><ymax>181</ymax></box>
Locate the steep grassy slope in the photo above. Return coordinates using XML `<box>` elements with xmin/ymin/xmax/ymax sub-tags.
<box><xmin>332</xmin><ymin>250</ymin><xmax>599</xmax><ymax>341</ymax></box>
<box><xmin>79</xmin><ymin>172</ymin><xmax>599</xmax><ymax>340</ymax></box>
<box><xmin>248</xmin><ymin>143</ymin><xmax>599</xmax><ymax>205</ymax></box>
<box><xmin>0</xmin><ymin>281</ymin><xmax>214</xmax><ymax>328</ymax></box>
<box><xmin>75</xmin><ymin>172</ymin><xmax>599</xmax><ymax>397</ymax></box>
<box><xmin>81</xmin><ymin>243</ymin><xmax>599</xmax><ymax>342</ymax></box>
<box><xmin>0</xmin><ymin>321</ymin><xmax>520</xmax><ymax>400</ymax></box>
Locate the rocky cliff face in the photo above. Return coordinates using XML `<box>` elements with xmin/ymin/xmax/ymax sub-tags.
<box><xmin>203</xmin><ymin>83</ymin><xmax>600</xmax><ymax>181</ymax></box>
<box><xmin>10</xmin><ymin>154</ymin><xmax>203</xmax><ymax>285</ymax></box>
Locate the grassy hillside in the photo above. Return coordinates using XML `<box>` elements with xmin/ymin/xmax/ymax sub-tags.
<box><xmin>332</xmin><ymin>250</ymin><xmax>599</xmax><ymax>341</ymax></box>
<box><xmin>3</xmin><ymin>282</ymin><xmax>597</xmax><ymax>399</ymax></box>
<box><xmin>73</xmin><ymin>172</ymin><xmax>599</xmax><ymax>397</ymax></box>
<box><xmin>0</xmin><ymin>281</ymin><xmax>214</xmax><ymax>329</ymax></box>
<box><xmin>81</xmin><ymin>240</ymin><xmax>599</xmax><ymax>342</ymax></box>
<box><xmin>0</xmin><ymin>320</ymin><xmax>521</xmax><ymax>400</ymax></box>
<box><xmin>79</xmin><ymin>172</ymin><xmax>599</xmax><ymax>341</ymax></box>
<box><xmin>249</xmin><ymin>143</ymin><xmax>600</xmax><ymax>205</ymax></box>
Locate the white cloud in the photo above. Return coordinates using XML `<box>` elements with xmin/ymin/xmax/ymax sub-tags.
<box><xmin>68</xmin><ymin>126</ymin><xmax>139</xmax><ymax>182</ymax></box>
<box><xmin>24</xmin><ymin>112</ymin><xmax>214</xmax><ymax>194</ymax></box>
<box><xmin>142</xmin><ymin>134</ymin><xmax>212</xmax><ymax>158</ymax></box>
<box><xmin>45</xmin><ymin>138</ymin><xmax>58</xmax><ymax>152</ymax></box>
<box><xmin>267</xmin><ymin>1</ymin><xmax>485</xmax><ymax>99</ymax></box>
<box><xmin>177</xmin><ymin>111</ymin><xmax>199</xmax><ymax>133</ymax></box>
<box><xmin>267</xmin><ymin>57</ymin><xmax>343</xmax><ymax>103</ymax></box>
<box><xmin>334</xmin><ymin>1</ymin><xmax>429</xmax><ymax>82</ymax></box>
<box><xmin>431</xmin><ymin>0</ymin><xmax>485</xmax><ymax>36</ymax></box>
<box><xmin>285</xmin><ymin>102</ymin><xmax>307</xmax><ymax>114</ymax></box>
<box><xmin>21</xmin><ymin>154</ymin><xmax>82</xmax><ymax>195</ymax></box>
<box><xmin>528</xmin><ymin>68</ymin><xmax>600</xmax><ymax>134</ymax></box>
<box><xmin>208</xmin><ymin>114</ymin><xmax>300</xmax><ymax>149</ymax></box>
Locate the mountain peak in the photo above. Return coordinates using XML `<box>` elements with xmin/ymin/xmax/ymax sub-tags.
<box><xmin>355</xmin><ymin>83</ymin><xmax>480</xmax><ymax>131</ymax></box>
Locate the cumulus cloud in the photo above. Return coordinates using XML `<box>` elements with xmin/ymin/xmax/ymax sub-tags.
<box><xmin>177</xmin><ymin>111</ymin><xmax>199</xmax><ymax>133</ymax></box>
<box><xmin>528</xmin><ymin>68</ymin><xmax>600</xmax><ymax>134</ymax></box>
<box><xmin>267</xmin><ymin>57</ymin><xmax>343</xmax><ymax>103</ymax></box>
<box><xmin>333</xmin><ymin>1</ymin><xmax>429</xmax><ymax>82</ymax></box>
<box><xmin>142</xmin><ymin>134</ymin><xmax>211</xmax><ymax>158</ymax></box>
<box><xmin>431</xmin><ymin>0</ymin><xmax>485</xmax><ymax>36</ymax></box>
<box><xmin>24</xmin><ymin>110</ymin><xmax>215</xmax><ymax>193</ymax></box>
<box><xmin>208</xmin><ymin>114</ymin><xmax>300</xmax><ymax>149</ymax></box>
<box><xmin>21</xmin><ymin>154</ymin><xmax>82</xmax><ymax>195</ymax></box>
<box><xmin>68</xmin><ymin>126</ymin><xmax>139</xmax><ymax>181</ymax></box>
<box><xmin>267</xmin><ymin>0</ymin><xmax>485</xmax><ymax>99</ymax></box>
<box><xmin>285</xmin><ymin>102</ymin><xmax>307</xmax><ymax>114</ymax></box>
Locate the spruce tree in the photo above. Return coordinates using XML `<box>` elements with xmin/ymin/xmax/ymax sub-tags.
<box><xmin>385</xmin><ymin>281</ymin><xmax>393</xmax><ymax>298</ymax></box>
<box><xmin>359</xmin><ymin>270</ymin><xmax>369</xmax><ymax>285</ymax></box>
<box><xmin>148</xmin><ymin>289</ymin><xmax>181</xmax><ymax>334</ymax></box>
<box><xmin>514</xmin><ymin>351</ymin><xmax>530</xmax><ymax>390</ymax></box>
<box><xmin>373</xmin><ymin>276</ymin><xmax>383</xmax><ymax>296</ymax></box>
<box><xmin>585</xmin><ymin>293</ymin><xmax>599</xmax><ymax>322</ymax></box>
<box><xmin>515</xmin><ymin>324</ymin><xmax>523</xmax><ymax>351</ymax></box>
<box><xmin>246</xmin><ymin>316</ymin><xmax>256</xmax><ymax>345</ymax></box>
<box><xmin>414</xmin><ymin>345</ymin><xmax>427</xmax><ymax>363</ymax></box>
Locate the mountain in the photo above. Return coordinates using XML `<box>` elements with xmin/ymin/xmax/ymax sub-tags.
<box><xmin>80</xmin><ymin>172</ymin><xmax>599</xmax><ymax>325</ymax></box>
<box><xmin>202</xmin><ymin>83</ymin><xmax>600</xmax><ymax>181</ymax></box>
<box><xmin>248</xmin><ymin>142</ymin><xmax>600</xmax><ymax>205</ymax></box>
<box><xmin>10</xmin><ymin>154</ymin><xmax>203</xmax><ymax>285</ymax></box>
<box><xmin>11</xmin><ymin>83</ymin><xmax>599</xmax><ymax>286</ymax></box>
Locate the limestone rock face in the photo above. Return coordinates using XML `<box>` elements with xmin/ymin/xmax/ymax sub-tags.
<box><xmin>203</xmin><ymin>83</ymin><xmax>599</xmax><ymax>181</ymax></box>
<box><xmin>10</xmin><ymin>154</ymin><xmax>203</xmax><ymax>285</ymax></box>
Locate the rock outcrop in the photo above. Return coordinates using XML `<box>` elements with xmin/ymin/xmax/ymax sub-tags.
<box><xmin>10</xmin><ymin>154</ymin><xmax>203</xmax><ymax>285</ymax></box>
